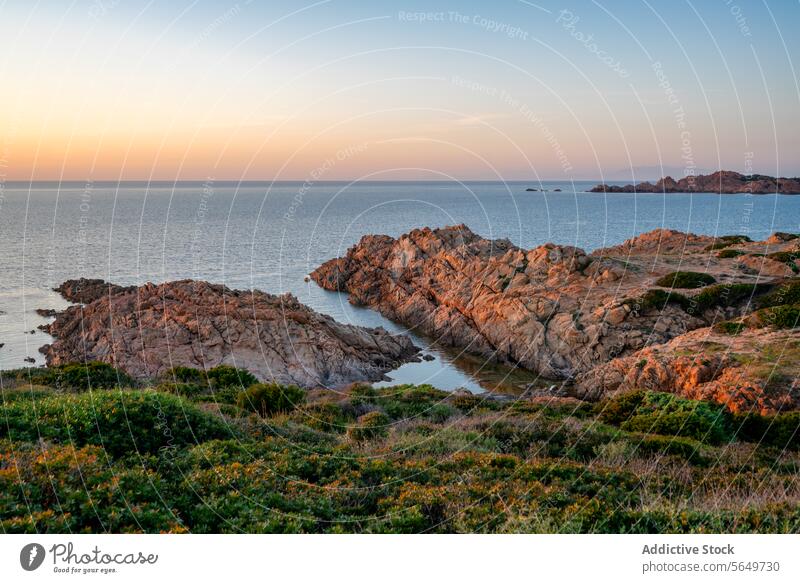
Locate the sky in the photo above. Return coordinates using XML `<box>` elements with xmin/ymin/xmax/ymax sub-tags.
<box><xmin>0</xmin><ymin>0</ymin><xmax>798</xmax><ymax>181</ymax></box>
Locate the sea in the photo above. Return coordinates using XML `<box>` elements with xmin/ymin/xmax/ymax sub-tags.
<box><xmin>2</xmin><ymin>180</ymin><xmax>799</xmax><ymax>393</ymax></box>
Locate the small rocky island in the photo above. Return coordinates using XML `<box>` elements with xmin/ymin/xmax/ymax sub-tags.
<box><xmin>312</xmin><ymin>225</ymin><xmax>800</xmax><ymax>413</ymax></box>
<box><xmin>41</xmin><ymin>278</ymin><xmax>419</xmax><ymax>387</ymax></box>
<box><xmin>590</xmin><ymin>170</ymin><xmax>800</xmax><ymax>194</ymax></box>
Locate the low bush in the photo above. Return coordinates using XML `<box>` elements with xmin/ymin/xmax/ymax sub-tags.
<box><xmin>449</xmin><ymin>392</ymin><xmax>484</xmax><ymax>412</ymax></box>
<box><xmin>3</xmin><ymin>377</ymin><xmax>799</xmax><ymax>533</ymax></box>
<box><xmin>348</xmin><ymin>384</ymin><xmax>378</xmax><ymax>406</ymax></box>
<box><xmin>754</xmin><ymin>304</ymin><xmax>800</xmax><ymax>329</ymax></box>
<box><xmin>757</xmin><ymin>279</ymin><xmax>800</xmax><ymax>308</ymax></box>
<box><xmin>597</xmin><ymin>391</ymin><xmax>733</xmax><ymax>445</ymax></box>
<box><xmin>236</xmin><ymin>383</ymin><xmax>305</xmax><ymax>417</ymax></box>
<box><xmin>717</xmin><ymin>249</ymin><xmax>745</xmax><ymax>259</ymax></box>
<box><xmin>375</xmin><ymin>384</ymin><xmax>450</xmax><ymax>420</ymax></box>
<box><xmin>595</xmin><ymin>391</ymin><xmax>647</xmax><ymax>425</ymax></box>
<box><xmin>0</xmin><ymin>385</ymin><xmax>54</xmax><ymax>402</ymax></box>
<box><xmin>206</xmin><ymin>365</ymin><xmax>258</xmax><ymax>389</ymax></box>
<box><xmin>633</xmin><ymin>434</ymin><xmax>709</xmax><ymax>466</ymax></box>
<box><xmin>625</xmin><ymin>289</ymin><xmax>690</xmax><ymax>313</ymax></box>
<box><xmin>704</xmin><ymin>236</ymin><xmax>752</xmax><ymax>251</ymax></box>
<box><xmin>347</xmin><ymin>411</ymin><xmax>390</xmax><ymax>442</ymax></box>
<box><xmin>0</xmin><ymin>441</ymin><xmax>184</xmax><ymax>533</ymax></box>
<box><xmin>655</xmin><ymin>271</ymin><xmax>716</xmax><ymax>289</ymax></box>
<box><xmin>45</xmin><ymin>361</ymin><xmax>134</xmax><ymax>390</ymax></box>
<box><xmin>293</xmin><ymin>402</ymin><xmax>355</xmax><ymax>433</ymax></box>
<box><xmin>427</xmin><ymin>403</ymin><xmax>457</xmax><ymax>423</ymax></box>
<box><xmin>713</xmin><ymin>321</ymin><xmax>747</xmax><ymax>335</ymax></box>
<box><xmin>156</xmin><ymin>382</ymin><xmax>206</xmax><ymax>398</ymax></box>
<box><xmin>693</xmin><ymin>283</ymin><xmax>769</xmax><ymax>312</ymax></box>
<box><xmin>0</xmin><ymin>390</ymin><xmax>233</xmax><ymax>457</ymax></box>
<box><xmin>164</xmin><ymin>366</ymin><xmax>205</xmax><ymax>384</ymax></box>
<box><xmin>733</xmin><ymin>412</ymin><xmax>800</xmax><ymax>449</ymax></box>
<box><xmin>0</xmin><ymin>367</ymin><xmax>55</xmax><ymax>387</ymax></box>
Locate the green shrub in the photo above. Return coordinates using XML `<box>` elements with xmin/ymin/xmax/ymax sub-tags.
<box><xmin>693</xmin><ymin>283</ymin><xmax>769</xmax><ymax>312</ymax></box>
<box><xmin>45</xmin><ymin>362</ymin><xmax>134</xmax><ymax>390</ymax></box>
<box><xmin>655</xmin><ymin>271</ymin><xmax>716</xmax><ymax>289</ymax></box>
<box><xmin>733</xmin><ymin>412</ymin><xmax>800</xmax><ymax>449</ymax></box>
<box><xmin>0</xmin><ymin>390</ymin><xmax>233</xmax><ymax>457</ymax></box>
<box><xmin>597</xmin><ymin>391</ymin><xmax>733</xmax><ymax>445</ymax></box>
<box><xmin>376</xmin><ymin>384</ymin><xmax>449</xmax><ymax>420</ymax></box>
<box><xmin>427</xmin><ymin>403</ymin><xmax>457</xmax><ymax>423</ymax></box>
<box><xmin>156</xmin><ymin>382</ymin><xmax>206</xmax><ymax>398</ymax></box>
<box><xmin>704</xmin><ymin>235</ymin><xmax>752</xmax><ymax>251</ymax></box>
<box><xmin>625</xmin><ymin>289</ymin><xmax>690</xmax><ymax>313</ymax></box>
<box><xmin>236</xmin><ymin>383</ymin><xmax>305</xmax><ymax>417</ymax></box>
<box><xmin>757</xmin><ymin>279</ymin><xmax>800</xmax><ymax>308</ymax></box>
<box><xmin>0</xmin><ymin>386</ymin><xmax>54</xmax><ymax>402</ymax></box>
<box><xmin>449</xmin><ymin>393</ymin><xmax>484</xmax><ymax>412</ymax></box>
<box><xmin>348</xmin><ymin>384</ymin><xmax>378</xmax><ymax>406</ymax></box>
<box><xmin>713</xmin><ymin>321</ymin><xmax>747</xmax><ymax>335</ymax></box>
<box><xmin>293</xmin><ymin>402</ymin><xmax>355</xmax><ymax>433</ymax></box>
<box><xmin>633</xmin><ymin>435</ymin><xmax>709</xmax><ymax>466</ymax></box>
<box><xmin>0</xmin><ymin>367</ymin><xmax>55</xmax><ymax>387</ymax></box>
<box><xmin>595</xmin><ymin>391</ymin><xmax>646</xmax><ymax>424</ymax></box>
<box><xmin>0</xmin><ymin>441</ymin><xmax>184</xmax><ymax>533</ymax></box>
<box><xmin>717</xmin><ymin>249</ymin><xmax>745</xmax><ymax>259</ymax></box>
<box><xmin>206</xmin><ymin>365</ymin><xmax>257</xmax><ymax>389</ymax></box>
<box><xmin>510</xmin><ymin>398</ymin><xmax>594</xmax><ymax>419</ymax></box>
<box><xmin>164</xmin><ymin>366</ymin><xmax>205</xmax><ymax>384</ymax></box>
<box><xmin>754</xmin><ymin>304</ymin><xmax>800</xmax><ymax>329</ymax></box>
<box><xmin>347</xmin><ymin>411</ymin><xmax>390</xmax><ymax>442</ymax></box>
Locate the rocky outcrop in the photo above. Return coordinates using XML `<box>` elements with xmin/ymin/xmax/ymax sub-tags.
<box><xmin>311</xmin><ymin>224</ymin><xmax>800</xmax><ymax>410</ymax></box>
<box><xmin>54</xmin><ymin>278</ymin><xmax>134</xmax><ymax>304</ymax></box>
<box><xmin>590</xmin><ymin>170</ymin><xmax>800</xmax><ymax>194</ymax></box>
<box><xmin>575</xmin><ymin>327</ymin><xmax>800</xmax><ymax>414</ymax></box>
<box><xmin>42</xmin><ymin>279</ymin><xmax>419</xmax><ymax>387</ymax></box>
<box><xmin>312</xmin><ymin>225</ymin><xmax>706</xmax><ymax>380</ymax></box>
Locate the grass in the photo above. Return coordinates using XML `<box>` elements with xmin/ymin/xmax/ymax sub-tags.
<box><xmin>1</xmin><ymin>366</ymin><xmax>799</xmax><ymax>533</ymax></box>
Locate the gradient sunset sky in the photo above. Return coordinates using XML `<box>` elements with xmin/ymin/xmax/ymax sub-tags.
<box><xmin>1</xmin><ymin>0</ymin><xmax>798</xmax><ymax>181</ymax></box>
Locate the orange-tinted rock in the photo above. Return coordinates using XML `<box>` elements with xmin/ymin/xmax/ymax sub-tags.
<box><xmin>312</xmin><ymin>225</ymin><xmax>709</xmax><ymax>380</ymax></box>
<box><xmin>42</xmin><ymin>279</ymin><xmax>419</xmax><ymax>387</ymax></box>
<box><xmin>312</xmin><ymin>225</ymin><xmax>800</xmax><ymax>410</ymax></box>
<box><xmin>575</xmin><ymin>327</ymin><xmax>800</xmax><ymax>414</ymax></box>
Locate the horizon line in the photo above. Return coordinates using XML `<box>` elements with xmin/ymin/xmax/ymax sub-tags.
<box><xmin>3</xmin><ymin>171</ymin><xmax>794</xmax><ymax>186</ymax></box>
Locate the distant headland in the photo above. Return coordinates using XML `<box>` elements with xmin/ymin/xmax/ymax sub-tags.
<box><xmin>590</xmin><ymin>170</ymin><xmax>800</xmax><ymax>194</ymax></box>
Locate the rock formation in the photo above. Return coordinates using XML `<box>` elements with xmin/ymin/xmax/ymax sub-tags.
<box><xmin>312</xmin><ymin>224</ymin><xmax>800</xmax><ymax>411</ymax></box>
<box><xmin>575</xmin><ymin>327</ymin><xmax>800</xmax><ymax>415</ymax></box>
<box><xmin>54</xmin><ymin>278</ymin><xmax>134</xmax><ymax>304</ymax></box>
<box><xmin>42</xmin><ymin>279</ymin><xmax>419</xmax><ymax>387</ymax></box>
<box><xmin>590</xmin><ymin>170</ymin><xmax>800</xmax><ymax>194</ymax></box>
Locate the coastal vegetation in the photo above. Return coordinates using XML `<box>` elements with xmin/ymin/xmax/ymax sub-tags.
<box><xmin>2</xmin><ymin>363</ymin><xmax>799</xmax><ymax>533</ymax></box>
<box><xmin>654</xmin><ymin>271</ymin><xmax>716</xmax><ymax>289</ymax></box>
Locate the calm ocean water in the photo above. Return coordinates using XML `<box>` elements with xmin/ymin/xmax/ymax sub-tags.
<box><xmin>2</xmin><ymin>180</ymin><xmax>799</xmax><ymax>392</ymax></box>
